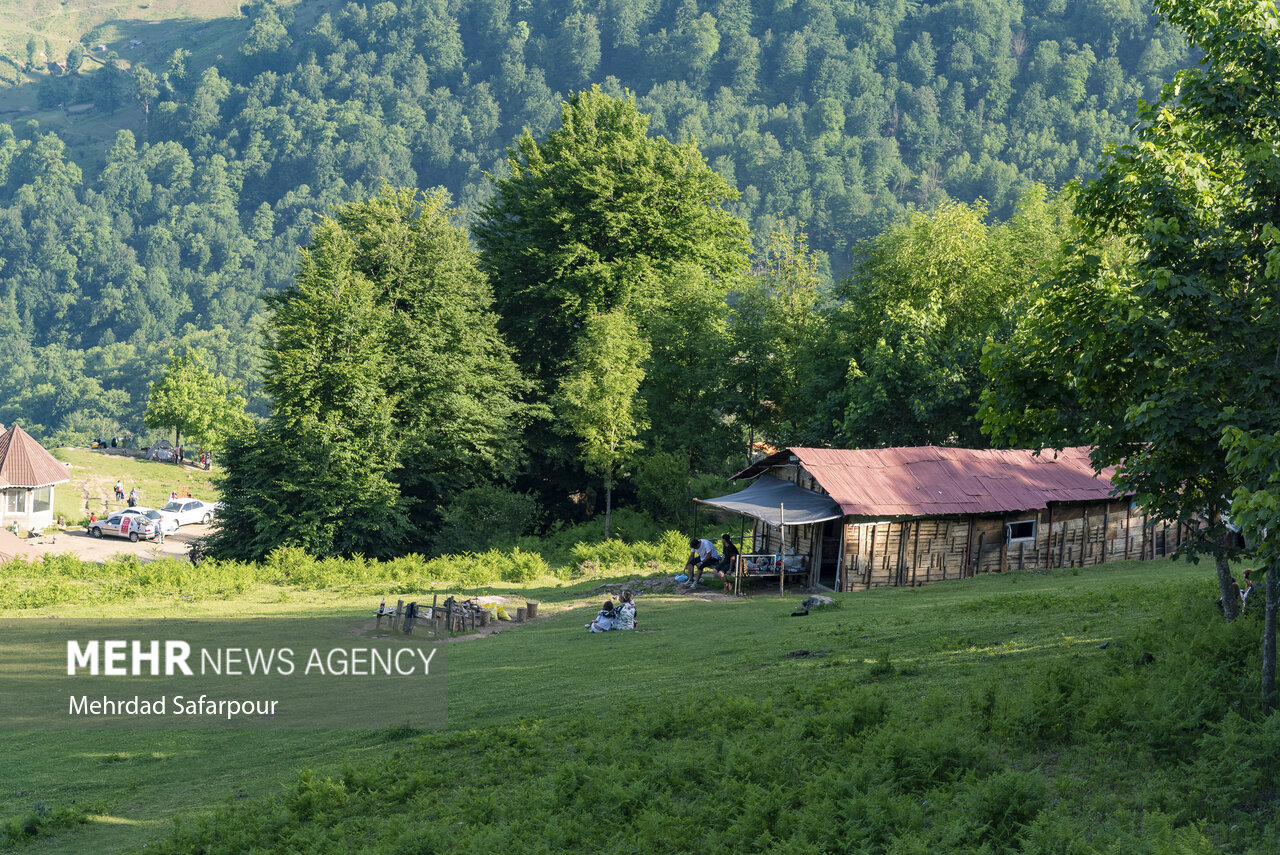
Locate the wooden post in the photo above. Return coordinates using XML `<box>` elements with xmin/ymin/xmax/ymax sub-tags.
<box><xmin>779</xmin><ymin>503</ymin><xmax>786</xmax><ymax>595</ymax></box>
<box><xmin>999</xmin><ymin>516</ymin><xmax>1009</xmax><ymax>574</ymax></box>
<box><xmin>1082</xmin><ymin>505</ymin><xmax>1090</xmax><ymax>566</ymax></box>
<box><xmin>516</xmin><ymin>606</ymin><xmax>526</xmax><ymax>622</ymax></box>
<box><xmin>1140</xmin><ymin>513</ymin><xmax>1150</xmax><ymax>561</ymax></box>
<box><xmin>974</xmin><ymin>531</ymin><xmax>985</xmax><ymax>577</ymax></box>
<box><xmin>964</xmin><ymin>516</ymin><xmax>975</xmax><ymax>579</ymax></box>
<box><xmin>836</xmin><ymin>524</ymin><xmax>848</xmax><ymax>592</ymax></box>
<box><xmin>1045</xmin><ymin>505</ymin><xmax>1055</xmax><ymax>568</ymax></box>
<box><xmin>867</xmin><ymin>524</ymin><xmax>876</xmax><ymax>588</ymax></box>
<box><xmin>526</xmin><ymin>602</ymin><xmax>538</xmax><ymax>620</ymax></box>
<box><xmin>1124</xmin><ymin>502</ymin><xmax>1132</xmax><ymax>559</ymax></box>
<box><xmin>1101</xmin><ymin>503</ymin><xmax>1111</xmax><ymax>564</ymax></box>
<box><xmin>479</xmin><ymin>609</ymin><xmax>490</xmax><ymax>628</ymax></box>
<box><xmin>1058</xmin><ymin>511</ymin><xmax>1068</xmax><ymax>568</ymax></box>
<box><xmin>911</xmin><ymin>521</ymin><xmax>921</xmax><ymax>585</ymax></box>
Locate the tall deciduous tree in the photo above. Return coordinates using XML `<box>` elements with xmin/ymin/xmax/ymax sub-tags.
<box><xmin>839</xmin><ymin>190</ymin><xmax>1071</xmax><ymax>448</ymax></box>
<box><xmin>725</xmin><ymin>226</ymin><xmax>826</xmax><ymax>452</ymax></box>
<box><xmin>553</xmin><ymin>309</ymin><xmax>649</xmax><ymax>539</ymax></box>
<box><xmin>981</xmin><ymin>0</ymin><xmax>1280</xmax><ymax>703</ymax></box>
<box><xmin>210</xmin><ymin>189</ymin><xmax>532</xmax><ymax>561</ymax></box>
<box><xmin>330</xmin><ymin>188</ymin><xmax>537</xmax><ymax>518</ymax></box>
<box><xmin>211</xmin><ymin>217</ymin><xmax>409</xmax><ymax>561</ymax></box>
<box><xmin>144</xmin><ymin>348</ymin><xmax>249</xmax><ymax>451</ymax></box>
<box><xmin>475</xmin><ymin>87</ymin><xmax>750</xmax><ymax>461</ymax></box>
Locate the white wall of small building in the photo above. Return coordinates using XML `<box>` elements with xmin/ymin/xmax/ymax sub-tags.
<box><xmin>0</xmin><ymin>485</ymin><xmax>57</xmax><ymax>531</ymax></box>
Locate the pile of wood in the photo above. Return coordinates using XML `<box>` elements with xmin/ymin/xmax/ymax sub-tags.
<box><xmin>440</xmin><ymin>596</ymin><xmax>491</xmax><ymax>632</ymax></box>
<box><xmin>377</xmin><ymin>595</ymin><xmax>538</xmax><ymax>635</ymax></box>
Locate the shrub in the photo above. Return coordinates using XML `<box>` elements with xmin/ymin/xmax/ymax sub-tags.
<box><xmin>431</xmin><ymin>485</ymin><xmax>540</xmax><ymax>555</ymax></box>
<box><xmin>569</xmin><ymin>530</ymin><xmax>687</xmax><ymax>577</ymax></box>
<box><xmin>960</xmin><ymin>769</ymin><xmax>1047</xmax><ymax>844</ymax></box>
<box><xmin>495</xmin><ymin>546</ymin><xmax>549</xmax><ymax>583</ymax></box>
<box><xmin>633</xmin><ymin>450</ymin><xmax>688</xmax><ymax>522</ymax></box>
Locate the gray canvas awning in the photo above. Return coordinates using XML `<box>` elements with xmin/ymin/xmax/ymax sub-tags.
<box><xmin>696</xmin><ymin>474</ymin><xmax>843</xmax><ymax>527</ymax></box>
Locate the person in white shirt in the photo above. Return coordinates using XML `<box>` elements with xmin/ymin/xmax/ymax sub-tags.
<box><xmin>685</xmin><ymin>537</ymin><xmax>721</xmax><ymax>587</ymax></box>
<box><xmin>615</xmin><ymin>590</ymin><xmax>636</xmax><ymax>629</ymax></box>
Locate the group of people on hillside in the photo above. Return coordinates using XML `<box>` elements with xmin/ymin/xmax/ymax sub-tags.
<box><xmin>114</xmin><ymin>480</ymin><xmax>139</xmax><ymax>506</ymax></box>
<box><xmin>583</xmin><ymin>533</ymin><xmax>749</xmax><ymax>635</ymax></box>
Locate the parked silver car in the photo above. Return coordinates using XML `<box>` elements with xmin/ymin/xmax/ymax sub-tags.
<box><xmin>90</xmin><ymin>509</ymin><xmax>164</xmax><ymax>542</ymax></box>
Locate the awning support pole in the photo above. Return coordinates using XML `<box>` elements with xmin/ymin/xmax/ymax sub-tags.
<box><xmin>780</xmin><ymin>503</ymin><xmax>786</xmax><ymax>595</ymax></box>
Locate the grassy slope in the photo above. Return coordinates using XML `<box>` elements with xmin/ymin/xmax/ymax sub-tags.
<box><xmin>0</xmin><ymin>0</ymin><xmax>290</xmax><ymax>171</ymax></box>
<box><xmin>5</xmin><ymin>556</ymin><xmax>1272</xmax><ymax>853</ymax></box>
<box><xmin>50</xmin><ymin>447</ymin><xmax>219</xmax><ymax>524</ymax></box>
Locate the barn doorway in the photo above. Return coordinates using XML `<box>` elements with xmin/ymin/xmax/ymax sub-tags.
<box><xmin>819</xmin><ymin>519</ymin><xmax>841</xmax><ymax>589</ymax></box>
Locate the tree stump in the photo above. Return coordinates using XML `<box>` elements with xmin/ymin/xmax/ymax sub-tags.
<box><xmin>516</xmin><ymin>606</ymin><xmax>526</xmax><ymax>622</ymax></box>
<box><xmin>525</xmin><ymin>602</ymin><xmax>538</xmax><ymax>620</ymax></box>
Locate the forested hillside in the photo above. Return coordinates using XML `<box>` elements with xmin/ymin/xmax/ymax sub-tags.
<box><xmin>0</xmin><ymin>0</ymin><xmax>1186</xmax><ymax>447</ymax></box>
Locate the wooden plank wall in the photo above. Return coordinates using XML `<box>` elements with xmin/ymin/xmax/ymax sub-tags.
<box><xmin>839</xmin><ymin>500</ymin><xmax>1183</xmax><ymax>592</ymax></box>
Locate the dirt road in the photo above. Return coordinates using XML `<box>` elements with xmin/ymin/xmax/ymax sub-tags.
<box><xmin>21</xmin><ymin>523</ymin><xmax>214</xmax><ymax>562</ymax></box>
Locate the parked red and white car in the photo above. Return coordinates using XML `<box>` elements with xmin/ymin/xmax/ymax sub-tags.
<box><xmin>90</xmin><ymin>508</ymin><xmax>170</xmax><ymax>542</ymax></box>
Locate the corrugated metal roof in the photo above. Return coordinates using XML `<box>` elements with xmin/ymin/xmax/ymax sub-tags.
<box><xmin>732</xmin><ymin>446</ymin><xmax>1123</xmax><ymax>519</ymax></box>
<box><xmin>0</xmin><ymin>425</ymin><xmax>71</xmax><ymax>488</ymax></box>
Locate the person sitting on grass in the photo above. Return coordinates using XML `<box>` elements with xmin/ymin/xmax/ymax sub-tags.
<box><xmin>587</xmin><ymin>600</ymin><xmax>617</xmax><ymax>632</ymax></box>
<box><xmin>685</xmin><ymin>537</ymin><xmax>721</xmax><ymax>587</ymax></box>
<box><xmin>615</xmin><ymin>590</ymin><xmax>637</xmax><ymax>630</ymax></box>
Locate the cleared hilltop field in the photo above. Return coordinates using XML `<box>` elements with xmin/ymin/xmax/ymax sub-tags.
<box><xmin>0</xmin><ymin>0</ymin><xmax>262</xmax><ymax>165</ymax></box>
<box><xmin>0</xmin><ymin>0</ymin><xmax>241</xmax><ymax>59</ymax></box>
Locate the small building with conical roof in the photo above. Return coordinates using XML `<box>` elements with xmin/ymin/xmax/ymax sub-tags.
<box><xmin>0</xmin><ymin>424</ymin><xmax>71</xmax><ymax>531</ymax></box>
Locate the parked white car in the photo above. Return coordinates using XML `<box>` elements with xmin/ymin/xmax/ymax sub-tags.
<box><xmin>157</xmin><ymin>498</ymin><xmax>217</xmax><ymax>527</ymax></box>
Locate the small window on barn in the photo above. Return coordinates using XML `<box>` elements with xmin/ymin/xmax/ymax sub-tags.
<box><xmin>1006</xmin><ymin>520</ymin><xmax>1036</xmax><ymax>542</ymax></box>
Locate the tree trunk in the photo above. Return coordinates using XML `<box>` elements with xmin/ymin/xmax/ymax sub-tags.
<box><xmin>1217</xmin><ymin>552</ymin><xmax>1241</xmax><ymax>621</ymax></box>
<box><xmin>1264</xmin><ymin>562</ymin><xmax>1278</xmax><ymax>710</ymax></box>
<box><xmin>604</xmin><ymin>482</ymin><xmax>612</xmax><ymax>541</ymax></box>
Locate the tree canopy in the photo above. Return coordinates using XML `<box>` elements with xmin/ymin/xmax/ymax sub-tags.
<box><xmin>980</xmin><ymin>0</ymin><xmax>1280</xmax><ymax>701</ymax></box>
<box><xmin>0</xmin><ymin>0</ymin><xmax>1190</xmax><ymax>447</ymax></box>
<box><xmin>209</xmin><ymin>189</ymin><xmax>531</xmax><ymax>561</ymax></box>
<box><xmin>144</xmin><ymin>347</ymin><xmax>250</xmax><ymax>451</ymax></box>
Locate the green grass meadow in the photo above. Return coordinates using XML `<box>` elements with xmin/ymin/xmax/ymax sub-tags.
<box><xmin>2</xmin><ymin>551</ymin><xmax>1277</xmax><ymax>853</ymax></box>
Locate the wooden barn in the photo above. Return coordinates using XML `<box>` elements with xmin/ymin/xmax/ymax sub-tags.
<box><xmin>700</xmin><ymin>446</ymin><xmax>1183</xmax><ymax>592</ymax></box>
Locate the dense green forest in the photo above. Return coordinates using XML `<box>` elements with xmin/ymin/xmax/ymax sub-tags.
<box><xmin>0</xmin><ymin>0</ymin><xmax>1186</xmax><ymax>452</ymax></box>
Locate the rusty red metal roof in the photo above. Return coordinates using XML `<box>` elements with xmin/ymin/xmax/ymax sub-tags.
<box><xmin>0</xmin><ymin>425</ymin><xmax>71</xmax><ymax>488</ymax></box>
<box><xmin>733</xmin><ymin>446</ymin><xmax>1124</xmax><ymax>519</ymax></box>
